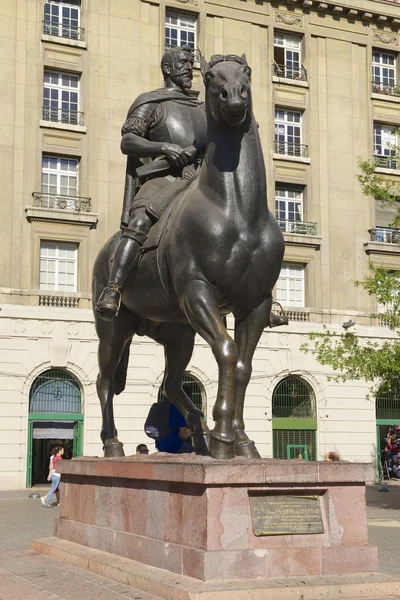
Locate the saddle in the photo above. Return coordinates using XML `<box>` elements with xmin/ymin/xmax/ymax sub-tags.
<box><xmin>141</xmin><ymin>172</ymin><xmax>198</xmax><ymax>254</ymax></box>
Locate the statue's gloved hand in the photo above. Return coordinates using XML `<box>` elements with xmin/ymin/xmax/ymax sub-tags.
<box><xmin>162</xmin><ymin>143</ymin><xmax>193</xmax><ymax>169</ymax></box>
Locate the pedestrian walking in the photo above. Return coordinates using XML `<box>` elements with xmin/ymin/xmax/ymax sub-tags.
<box><xmin>41</xmin><ymin>445</ymin><xmax>64</xmax><ymax>508</ymax></box>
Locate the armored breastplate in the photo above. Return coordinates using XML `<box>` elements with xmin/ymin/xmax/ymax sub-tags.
<box><xmin>149</xmin><ymin>101</ymin><xmax>207</xmax><ymax>149</ymax></box>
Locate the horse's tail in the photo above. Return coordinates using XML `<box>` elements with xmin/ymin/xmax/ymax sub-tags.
<box><xmin>114</xmin><ymin>339</ymin><xmax>131</xmax><ymax>396</ymax></box>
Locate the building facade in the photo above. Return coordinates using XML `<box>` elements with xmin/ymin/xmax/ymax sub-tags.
<box><xmin>1</xmin><ymin>0</ymin><xmax>400</xmax><ymax>489</ymax></box>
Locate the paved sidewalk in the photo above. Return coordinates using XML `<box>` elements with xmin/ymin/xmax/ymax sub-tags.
<box><xmin>0</xmin><ymin>549</ymin><xmax>159</xmax><ymax>600</ymax></box>
<box><xmin>0</xmin><ymin>489</ymin><xmax>57</xmax><ymax>552</ymax></box>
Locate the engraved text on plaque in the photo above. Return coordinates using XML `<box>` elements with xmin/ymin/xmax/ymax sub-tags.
<box><xmin>249</xmin><ymin>495</ymin><xmax>324</xmax><ymax>536</ymax></box>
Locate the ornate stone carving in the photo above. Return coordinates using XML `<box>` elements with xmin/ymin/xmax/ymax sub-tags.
<box><xmin>173</xmin><ymin>0</ymin><xmax>198</xmax><ymax>5</ymax></box>
<box><xmin>274</xmin><ymin>11</ymin><xmax>304</xmax><ymax>27</ymax></box>
<box><xmin>40</xmin><ymin>321</ymin><xmax>53</xmax><ymax>335</ymax></box>
<box><xmin>67</xmin><ymin>322</ymin><xmax>79</xmax><ymax>336</ymax></box>
<box><xmin>372</xmin><ymin>30</ymin><xmax>399</xmax><ymax>46</ymax></box>
<box><xmin>13</xmin><ymin>320</ymin><xmax>26</xmax><ymax>334</ymax></box>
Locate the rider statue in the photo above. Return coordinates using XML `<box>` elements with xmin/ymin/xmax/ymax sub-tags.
<box><xmin>96</xmin><ymin>46</ymin><xmax>206</xmax><ymax>317</ymax></box>
<box><xmin>95</xmin><ymin>45</ymin><xmax>288</xmax><ymax>328</ymax></box>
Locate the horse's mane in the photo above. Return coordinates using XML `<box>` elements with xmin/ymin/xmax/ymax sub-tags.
<box><xmin>201</xmin><ymin>53</ymin><xmax>248</xmax><ymax>82</ymax></box>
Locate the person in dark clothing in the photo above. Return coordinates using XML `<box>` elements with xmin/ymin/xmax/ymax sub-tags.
<box><xmin>156</xmin><ymin>402</ymin><xmax>194</xmax><ymax>454</ymax></box>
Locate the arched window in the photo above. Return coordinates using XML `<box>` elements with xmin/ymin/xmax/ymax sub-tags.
<box><xmin>272</xmin><ymin>376</ymin><xmax>316</xmax><ymax>419</ymax></box>
<box><xmin>29</xmin><ymin>369</ymin><xmax>82</xmax><ymax>414</ymax></box>
<box><xmin>272</xmin><ymin>376</ymin><xmax>317</xmax><ymax>461</ymax></box>
<box><xmin>376</xmin><ymin>384</ymin><xmax>400</xmax><ymax>420</ymax></box>
<box><xmin>158</xmin><ymin>372</ymin><xmax>206</xmax><ymax>414</ymax></box>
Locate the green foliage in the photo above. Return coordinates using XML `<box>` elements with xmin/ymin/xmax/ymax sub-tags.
<box><xmin>301</xmin><ymin>143</ymin><xmax>400</xmax><ymax>394</ymax></box>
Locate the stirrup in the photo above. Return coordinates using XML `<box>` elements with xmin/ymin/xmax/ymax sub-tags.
<box><xmin>96</xmin><ymin>285</ymin><xmax>122</xmax><ymax>317</ymax></box>
<box><xmin>270</xmin><ymin>302</ymin><xmax>289</xmax><ymax>328</ymax></box>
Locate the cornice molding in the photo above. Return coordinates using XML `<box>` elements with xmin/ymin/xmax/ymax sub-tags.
<box><xmin>275</xmin><ymin>0</ymin><xmax>400</xmax><ymax>28</ymax></box>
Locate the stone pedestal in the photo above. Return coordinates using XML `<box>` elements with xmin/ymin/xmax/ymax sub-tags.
<box><xmin>52</xmin><ymin>455</ymin><xmax>377</xmax><ymax>582</ymax></box>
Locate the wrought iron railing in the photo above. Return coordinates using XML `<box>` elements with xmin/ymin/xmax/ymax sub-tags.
<box><xmin>372</xmin><ymin>81</ymin><xmax>400</xmax><ymax>97</ymax></box>
<box><xmin>278</xmin><ymin>219</ymin><xmax>318</xmax><ymax>235</ymax></box>
<box><xmin>274</xmin><ymin>140</ymin><xmax>308</xmax><ymax>158</ymax></box>
<box><xmin>369</xmin><ymin>227</ymin><xmax>400</xmax><ymax>244</ymax></box>
<box><xmin>374</xmin><ymin>155</ymin><xmax>399</xmax><ymax>170</ymax></box>
<box><xmin>164</xmin><ymin>44</ymin><xmax>201</xmax><ymax>62</ymax></box>
<box><xmin>42</xmin><ymin>106</ymin><xmax>84</xmax><ymax>126</ymax></box>
<box><xmin>43</xmin><ymin>20</ymin><xmax>84</xmax><ymax>41</ymax></box>
<box><xmin>274</xmin><ymin>63</ymin><xmax>307</xmax><ymax>82</ymax></box>
<box><xmin>32</xmin><ymin>192</ymin><xmax>91</xmax><ymax>212</ymax></box>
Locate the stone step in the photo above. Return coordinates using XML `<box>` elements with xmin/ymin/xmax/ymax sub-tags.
<box><xmin>32</xmin><ymin>536</ymin><xmax>400</xmax><ymax>600</ymax></box>
<box><xmin>0</xmin><ymin>548</ymin><xmax>161</xmax><ymax>600</ymax></box>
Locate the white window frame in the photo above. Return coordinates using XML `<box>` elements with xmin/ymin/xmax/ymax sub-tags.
<box><xmin>43</xmin><ymin>70</ymin><xmax>80</xmax><ymax>124</ymax></box>
<box><xmin>374</xmin><ymin>123</ymin><xmax>397</xmax><ymax>158</ymax></box>
<box><xmin>165</xmin><ymin>9</ymin><xmax>197</xmax><ymax>50</ymax></box>
<box><xmin>276</xmin><ymin>263</ymin><xmax>305</xmax><ymax>308</ymax></box>
<box><xmin>372</xmin><ymin>50</ymin><xmax>396</xmax><ymax>92</ymax></box>
<box><xmin>39</xmin><ymin>241</ymin><xmax>78</xmax><ymax>293</ymax></box>
<box><xmin>274</xmin><ymin>31</ymin><xmax>302</xmax><ymax>77</ymax></box>
<box><xmin>275</xmin><ymin>187</ymin><xmax>303</xmax><ymax>222</ymax></box>
<box><xmin>44</xmin><ymin>0</ymin><xmax>81</xmax><ymax>39</ymax></box>
<box><xmin>41</xmin><ymin>155</ymin><xmax>79</xmax><ymax>207</ymax></box>
<box><xmin>275</xmin><ymin>109</ymin><xmax>303</xmax><ymax>155</ymax></box>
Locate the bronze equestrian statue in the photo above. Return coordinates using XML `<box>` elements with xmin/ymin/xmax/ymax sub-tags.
<box><xmin>92</xmin><ymin>50</ymin><xmax>286</xmax><ymax>460</ymax></box>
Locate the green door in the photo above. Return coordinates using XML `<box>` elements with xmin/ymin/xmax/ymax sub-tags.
<box><xmin>26</xmin><ymin>421</ymin><xmax>33</xmax><ymax>488</ymax></box>
<box><xmin>287</xmin><ymin>444</ymin><xmax>309</xmax><ymax>460</ymax></box>
<box><xmin>73</xmin><ymin>420</ymin><xmax>83</xmax><ymax>457</ymax></box>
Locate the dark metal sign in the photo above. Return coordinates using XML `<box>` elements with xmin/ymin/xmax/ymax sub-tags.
<box><xmin>249</xmin><ymin>495</ymin><xmax>324</xmax><ymax>536</ymax></box>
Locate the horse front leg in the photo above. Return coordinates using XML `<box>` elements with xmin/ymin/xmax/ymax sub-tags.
<box><xmin>181</xmin><ymin>280</ymin><xmax>237</xmax><ymax>459</ymax></box>
<box><xmin>157</xmin><ymin>323</ymin><xmax>208</xmax><ymax>454</ymax></box>
<box><xmin>233</xmin><ymin>295</ymin><xmax>273</xmax><ymax>458</ymax></box>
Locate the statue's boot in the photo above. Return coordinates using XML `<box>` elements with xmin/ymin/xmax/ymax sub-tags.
<box><xmin>96</xmin><ymin>237</ymin><xmax>142</xmax><ymax>318</ymax></box>
<box><xmin>269</xmin><ymin>311</ymin><xmax>289</xmax><ymax>327</ymax></box>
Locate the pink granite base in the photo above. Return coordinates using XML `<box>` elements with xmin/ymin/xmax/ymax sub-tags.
<box><xmin>54</xmin><ymin>455</ymin><xmax>378</xmax><ymax>581</ymax></box>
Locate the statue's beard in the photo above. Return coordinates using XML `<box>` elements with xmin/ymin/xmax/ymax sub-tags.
<box><xmin>171</xmin><ymin>71</ymin><xmax>193</xmax><ymax>90</ymax></box>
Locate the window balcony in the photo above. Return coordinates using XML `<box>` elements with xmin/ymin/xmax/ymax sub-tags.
<box><xmin>273</xmin><ymin>63</ymin><xmax>307</xmax><ymax>82</ymax></box>
<box><xmin>372</xmin><ymin>81</ymin><xmax>400</xmax><ymax>97</ymax></box>
<box><xmin>374</xmin><ymin>155</ymin><xmax>399</xmax><ymax>170</ymax></box>
<box><xmin>274</xmin><ymin>141</ymin><xmax>308</xmax><ymax>158</ymax></box>
<box><xmin>42</xmin><ymin>20</ymin><xmax>84</xmax><ymax>41</ymax></box>
<box><xmin>42</xmin><ymin>106</ymin><xmax>84</xmax><ymax>126</ymax></box>
<box><xmin>278</xmin><ymin>219</ymin><xmax>318</xmax><ymax>236</ymax></box>
<box><xmin>369</xmin><ymin>227</ymin><xmax>400</xmax><ymax>244</ymax></box>
<box><xmin>32</xmin><ymin>192</ymin><xmax>91</xmax><ymax>212</ymax></box>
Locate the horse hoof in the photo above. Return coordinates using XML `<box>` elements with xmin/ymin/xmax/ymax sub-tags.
<box><xmin>209</xmin><ymin>435</ymin><xmax>235</xmax><ymax>460</ymax></box>
<box><xmin>235</xmin><ymin>439</ymin><xmax>261</xmax><ymax>459</ymax></box>
<box><xmin>103</xmin><ymin>439</ymin><xmax>125</xmax><ymax>458</ymax></box>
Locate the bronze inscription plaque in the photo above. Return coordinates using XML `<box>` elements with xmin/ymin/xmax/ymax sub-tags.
<box><xmin>249</xmin><ymin>495</ymin><xmax>324</xmax><ymax>536</ymax></box>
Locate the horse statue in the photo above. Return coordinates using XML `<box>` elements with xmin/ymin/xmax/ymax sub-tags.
<box><xmin>92</xmin><ymin>53</ymin><xmax>285</xmax><ymax>460</ymax></box>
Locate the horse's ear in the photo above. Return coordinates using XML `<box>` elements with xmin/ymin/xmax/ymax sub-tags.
<box><xmin>200</xmin><ymin>55</ymin><xmax>208</xmax><ymax>78</ymax></box>
<box><xmin>241</xmin><ymin>53</ymin><xmax>247</xmax><ymax>64</ymax></box>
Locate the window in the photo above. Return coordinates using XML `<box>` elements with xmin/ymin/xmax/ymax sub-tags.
<box><xmin>41</xmin><ymin>155</ymin><xmax>78</xmax><ymax>208</ymax></box>
<box><xmin>43</xmin><ymin>71</ymin><xmax>81</xmax><ymax>125</ymax></box>
<box><xmin>374</xmin><ymin>124</ymin><xmax>398</xmax><ymax>169</ymax></box>
<box><xmin>40</xmin><ymin>241</ymin><xmax>78</xmax><ymax>292</ymax></box>
<box><xmin>275</xmin><ymin>109</ymin><xmax>306</xmax><ymax>157</ymax></box>
<box><xmin>372</xmin><ymin>50</ymin><xmax>397</xmax><ymax>95</ymax></box>
<box><xmin>276</xmin><ymin>263</ymin><xmax>304</xmax><ymax>307</ymax></box>
<box><xmin>275</xmin><ymin>187</ymin><xmax>303</xmax><ymax>222</ymax></box>
<box><xmin>274</xmin><ymin>32</ymin><xmax>305</xmax><ymax>80</ymax></box>
<box><xmin>43</xmin><ymin>0</ymin><xmax>82</xmax><ymax>40</ymax></box>
<box><xmin>165</xmin><ymin>10</ymin><xmax>196</xmax><ymax>50</ymax></box>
